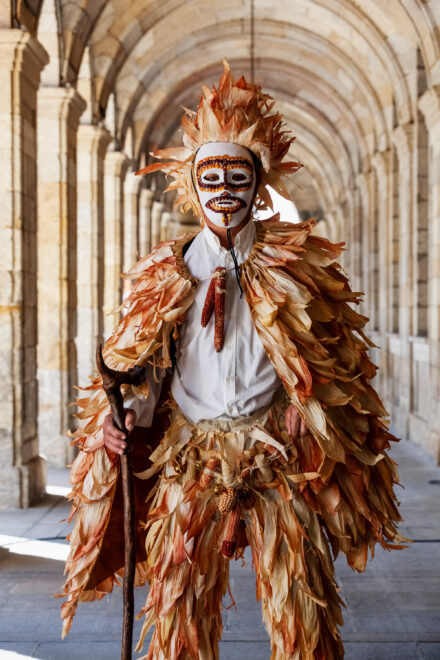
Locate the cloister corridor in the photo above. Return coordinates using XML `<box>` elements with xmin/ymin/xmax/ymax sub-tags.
<box><xmin>1</xmin><ymin>1</ymin><xmax>440</xmax><ymax>659</ymax></box>
<box><xmin>2</xmin><ymin>0</ymin><xmax>440</xmax><ymax>508</ymax></box>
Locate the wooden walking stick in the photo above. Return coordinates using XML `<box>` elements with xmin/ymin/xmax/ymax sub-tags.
<box><xmin>96</xmin><ymin>345</ymin><xmax>146</xmax><ymax>660</ymax></box>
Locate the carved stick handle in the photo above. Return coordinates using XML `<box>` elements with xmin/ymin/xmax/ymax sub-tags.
<box><xmin>95</xmin><ymin>345</ymin><xmax>146</xmax><ymax>660</ymax></box>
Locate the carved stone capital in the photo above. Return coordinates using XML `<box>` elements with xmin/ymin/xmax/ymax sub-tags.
<box><xmin>418</xmin><ymin>86</ymin><xmax>440</xmax><ymax>135</ymax></box>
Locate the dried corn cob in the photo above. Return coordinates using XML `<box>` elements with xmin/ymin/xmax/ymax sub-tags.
<box><xmin>214</xmin><ymin>267</ymin><xmax>226</xmax><ymax>351</ymax></box>
<box><xmin>218</xmin><ymin>487</ymin><xmax>237</xmax><ymax>514</ymax></box>
<box><xmin>201</xmin><ymin>277</ymin><xmax>215</xmax><ymax>327</ymax></box>
<box><xmin>221</xmin><ymin>459</ymin><xmax>234</xmax><ymax>486</ymax></box>
<box><xmin>221</xmin><ymin>507</ymin><xmax>241</xmax><ymax>558</ymax></box>
<box><xmin>183</xmin><ymin>447</ymin><xmax>198</xmax><ymax>483</ymax></box>
<box><xmin>199</xmin><ymin>457</ymin><xmax>220</xmax><ymax>490</ymax></box>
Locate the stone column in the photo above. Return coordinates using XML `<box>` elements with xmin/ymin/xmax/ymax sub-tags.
<box><xmin>363</xmin><ymin>168</ymin><xmax>377</xmax><ymax>329</ymax></box>
<box><xmin>333</xmin><ymin>206</ymin><xmax>344</xmax><ymax>244</ymax></box>
<box><xmin>354</xmin><ymin>172</ymin><xmax>369</xmax><ymax>317</ymax></box>
<box><xmin>390</xmin><ymin>147</ymin><xmax>400</xmax><ymax>334</ymax></box>
<box><xmin>419</xmin><ymin>88</ymin><xmax>440</xmax><ymax>344</ymax></box>
<box><xmin>371</xmin><ymin>151</ymin><xmax>392</xmax><ymax>401</ymax></box>
<box><xmin>0</xmin><ymin>31</ymin><xmax>48</xmax><ymax>507</ymax></box>
<box><xmin>151</xmin><ymin>200</ymin><xmax>164</xmax><ymax>248</ymax></box>
<box><xmin>160</xmin><ymin>211</ymin><xmax>173</xmax><ymax>242</ymax></box>
<box><xmin>169</xmin><ymin>210</ymin><xmax>200</xmax><ymax>238</ymax></box>
<box><xmin>392</xmin><ymin>124</ymin><xmax>414</xmax><ymax>338</ymax></box>
<box><xmin>371</xmin><ymin>150</ymin><xmax>392</xmax><ymax>336</ymax></box>
<box><xmin>349</xmin><ymin>185</ymin><xmax>363</xmax><ymax>291</ymax></box>
<box><xmin>139</xmin><ymin>187</ymin><xmax>154</xmax><ymax>256</ymax></box>
<box><xmin>103</xmin><ymin>150</ymin><xmax>130</xmax><ymax>338</ymax></box>
<box><xmin>37</xmin><ymin>87</ymin><xmax>86</xmax><ymax>467</ymax></box>
<box><xmin>122</xmin><ymin>173</ymin><xmax>141</xmax><ymax>299</ymax></box>
<box><xmin>76</xmin><ymin>124</ymin><xmax>112</xmax><ymax>387</ymax></box>
<box><xmin>344</xmin><ymin>188</ymin><xmax>358</xmax><ymax>286</ymax></box>
<box><xmin>390</xmin><ymin>123</ymin><xmax>414</xmax><ymax>439</ymax></box>
<box><xmin>123</xmin><ymin>173</ymin><xmax>141</xmax><ymax>272</ymax></box>
<box><xmin>419</xmin><ymin>86</ymin><xmax>440</xmax><ymax>461</ymax></box>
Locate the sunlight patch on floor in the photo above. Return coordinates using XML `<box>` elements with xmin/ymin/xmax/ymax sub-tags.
<box><xmin>0</xmin><ymin>535</ymin><xmax>69</xmax><ymax>561</ymax></box>
<box><xmin>46</xmin><ymin>484</ymin><xmax>70</xmax><ymax>497</ymax></box>
<box><xmin>0</xmin><ymin>652</ymin><xmax>38</xmax><ymax>659</ymax></box>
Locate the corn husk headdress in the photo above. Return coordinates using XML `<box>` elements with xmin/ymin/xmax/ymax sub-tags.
<box><xmin>136</xmin><ymin>59</ymin><xmax>302</xmax><ymax>219</ymax></box>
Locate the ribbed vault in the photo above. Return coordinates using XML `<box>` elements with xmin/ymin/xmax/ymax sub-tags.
<box><xmin>81</xmin><ymin>0</ymin><xmax>426</xmax><ymax>230</ymax></box>
<box><xmin>24</xmin><ymin>0</ymin><xmax>439</xmax><ymax>226</ymax></box>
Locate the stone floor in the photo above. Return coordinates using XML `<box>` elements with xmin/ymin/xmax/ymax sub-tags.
<box><xmin>0</xmin><ymin>437</ymin><xmax>439</xmax><ymax>660</ymax></box>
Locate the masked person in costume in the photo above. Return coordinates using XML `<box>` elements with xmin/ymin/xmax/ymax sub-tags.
<box><xmin>60</xmin><ymin>61</ymin><xmax>409</xmax><ymax>659</ymax></box>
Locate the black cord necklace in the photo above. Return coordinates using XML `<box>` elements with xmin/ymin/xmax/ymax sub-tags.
<box><xmin>226</xmin><ymin>228</ymin><xmax>244</xmax><ymax>298</ymax></box>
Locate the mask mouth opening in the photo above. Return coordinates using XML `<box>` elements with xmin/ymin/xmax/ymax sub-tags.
<box><xmin>206</xmin><ymin>196</ymin><xmax>246</xmax><ymax>215</ymax></box>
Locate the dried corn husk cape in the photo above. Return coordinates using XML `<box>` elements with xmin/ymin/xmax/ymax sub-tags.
<box><xmin>60</xmin><ymin>220</ymin><xmax>409</xmax><ymax>639</ymax></box>
<box><xmin>136</xmin><ymin>59</ymin><xmax>302</xmax><ymax>220</ymax></box>
<box><xmin>60</xmin><ymin>60</ymin><xmax>409</xmax><ymax>646</ymax></box>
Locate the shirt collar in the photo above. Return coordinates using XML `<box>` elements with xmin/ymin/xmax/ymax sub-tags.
<box><xmin>202</xmin><ymin>220</ymin><xmax>256</xmax><ymax>264</ymax></box>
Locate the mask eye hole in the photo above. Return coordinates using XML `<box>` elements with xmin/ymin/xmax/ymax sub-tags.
<box><xmin>204</xmin><ymin>173</ymin><xmax>220</xmax><ymax>182</ymax></box>
<box><xmin>231</xmin><ymin>173</ymin><xmax>248</xmax><ymax>182</ymax></box>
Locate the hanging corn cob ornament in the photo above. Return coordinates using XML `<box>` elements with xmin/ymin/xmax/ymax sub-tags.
<box><xmin>218</xmin><ymin>487</ymin><xmax>237</xmax><ymax>514</ymax></box>
<box><xmin>183</xmin><ymin>447</ymin><xmax>199</xmax><ymax>483</ymax></box>
<box><xmin>221</xmin><ymin>507</ymin><xmax>241</xmax><ymax>558</ymax></box>
<box><xmin>201</xmin><ymin>267</ymin><xmax>226</xmax><ymax>351</ymax></box>
<box><xmin>221</xmin><ymin>459</ymin><xmax>234</xmax><ymax>486</ymax></box>
<box><xmin>214</xmin><ymin>268</ymin><xmax>226</xmax><ymax>351</ymax></box>
<box><xmin>201</xmin><ymin>277</ymin><xmax>215</xmax><ymax>327</ymax></box>
<box><xmin>199</xmin><ymin>457</ymin><xmax>220</xmax><ymax>490</ymax></box>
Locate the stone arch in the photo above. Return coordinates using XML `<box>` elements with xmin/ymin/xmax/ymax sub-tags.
<box><xmin>86</xmin><ymin>0</ymin><xmax>414</xmax><ymax>126</ymax></box>
<box><xmin>135</xmin><ymin>61</ymin><xmax>360</xmax><ymax>184</ymax></box>
<box><xmin>10</xmin><ymin>0</ymin><xmax>44</xmax><ymax>34</ymax></box>
<box><xmin>58</xmin><ymin>0</ymin><xmax>106</xmax><ymax>84</ymax></box>
<box><xmin>115</xmin><ymin>21</ymin><xmax>392</xmax><ymax>152</ymax></box>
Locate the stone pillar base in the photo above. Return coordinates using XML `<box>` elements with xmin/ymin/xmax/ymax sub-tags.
<box><xmin>0</xmin><ymin>456</ymin><xmax>46</xmax><ymax>509</ymax></box>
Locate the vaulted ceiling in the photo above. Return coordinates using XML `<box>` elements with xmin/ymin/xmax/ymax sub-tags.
<box><xmin>15</xmin><ymin>0</ymin><xmax>440</xmax><ymax>215</ymax></box>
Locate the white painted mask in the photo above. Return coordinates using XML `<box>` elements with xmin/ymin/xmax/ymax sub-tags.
<box><xmin>193</xmin><ymin>142</ymin><xmax>257</xmax><ymax>228</ymax></box>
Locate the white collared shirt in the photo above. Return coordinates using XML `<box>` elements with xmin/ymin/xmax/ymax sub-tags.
<box><xmin>126</xmin><ymin>220</ymin><xmax>282</xmax><ymax>426</ymax></box>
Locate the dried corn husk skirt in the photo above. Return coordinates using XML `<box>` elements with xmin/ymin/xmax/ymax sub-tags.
<box><xmin>135</xmin><ymin>397</ymin><xmax>345</xmax><ymax>660</ymax></box>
